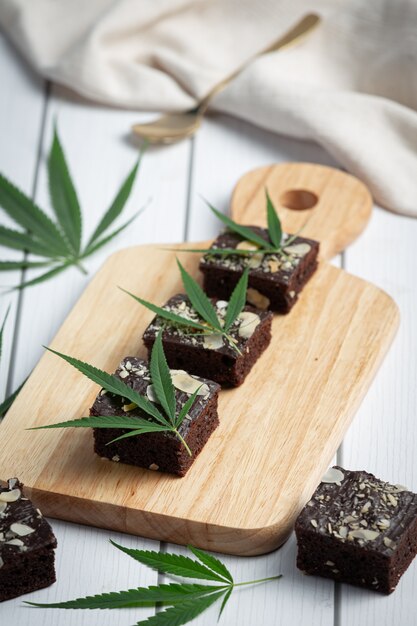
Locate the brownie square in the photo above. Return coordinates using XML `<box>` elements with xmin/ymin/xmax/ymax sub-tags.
<box><xmin>0</xmin><ymin>478</ymin><xmax>57</xmax><ymax>602</ymax></box>
<box><xmin>143</xmin><ymin>295</ymin><xmax>273</xmax><ymax>387</ymax></box>
<box><xmin>295</xmin><ymin>466</ymin><xmax>417</xmax><ymax>594</ymax></box>
<box><xmin>91</xmin><ymin>357</ymin><xmax>220</xmax><ymax>476</ymax></box>
<box><xmin>199</xmin><ymin>227</ymin><xmax>319</xmax><ymax>313</ymax></box>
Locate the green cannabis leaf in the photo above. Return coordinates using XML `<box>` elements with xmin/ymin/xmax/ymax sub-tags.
<box><xmin>173</xmin><ymin>190</ymin><xmax>304</xmax><ymax>260</ymax></box>
<box><xmin>0</xmin><ymin>306</ymin><xmax>27</xmax><ymax>420</ymax></box>
<box><xmin>266</xmin><ymin>189</ymin><xmax>282</xmax><ymax>249</ymax></box>
<box><xmin>0</xmin><ymin>125</ymin><xmax>144</xmax><ymax>290</ymax></box>
<box><xmin>29</xmin><ymin>332</ymin><xmax>205</xmax><ymax>455</ymax></box>
<box><xmin>121</xmin><ymin>262</ymin><xmax>249</xmax><ymax>355</ymax></box>
<box><xmin>26</xmin><ymin>543</ymin><xmax>282</xmax><ymax>625</ymax></box>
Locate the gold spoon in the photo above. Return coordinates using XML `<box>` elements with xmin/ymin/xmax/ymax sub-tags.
<box><xmin>132</xmin><ymin>13</ymin><xmax>320</xmax><ymax>144</ymax></box>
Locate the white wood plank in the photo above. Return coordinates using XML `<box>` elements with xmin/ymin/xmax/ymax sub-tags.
<box><xmin>338</xmin><ymin>207</ymin><xmax>417</xmax><ymax>625</ymax></box>
<box><xmin>0</xmin><ymin>34</ymin><xmax>45</xmax><ymax>401</ymax></box>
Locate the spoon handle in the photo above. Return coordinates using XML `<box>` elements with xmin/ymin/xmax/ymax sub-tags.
<box><xmin>198</xmin><ymin>13</ymin><xmax>320</xmax><ymax>114</ymax></box>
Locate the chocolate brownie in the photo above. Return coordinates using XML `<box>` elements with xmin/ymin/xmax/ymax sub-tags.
<box><xmin>91</xmin><ymin>357</ymin><xmax>220</xmax><ymax>476</ymax></box>
<box><xmin>199</xmin><ymin>227</ymin><xmax>319</xmax><ymax>313</ymax></box>
<box><xmin>0</xmin><ymin>478</ymin><xmax>57</xmax><ymax>602</ymax></box>
<box><xmin>295</xmin><ymin>466</ymin><xmax>417</xmax><ymax>594</ymax></box>
<box><xmin>143</xmin><ymin>295</ymin><xmax>273</xmax><ymax>387</ymax></box>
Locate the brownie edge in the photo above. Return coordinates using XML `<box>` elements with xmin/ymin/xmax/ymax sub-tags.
<box><xmin>0</xmin><ymin>478</ymin><xmax>57</xmax><ymax>602</ymax></box>
<box><xmin>91</xmin><ymin>357</ymin><xmax>220</xmax><ymax>476</ymax></box>
<box><xmin>295</xmin><ymin>466</ymin><xmax>417</xmax><ymax>594</ymax></box>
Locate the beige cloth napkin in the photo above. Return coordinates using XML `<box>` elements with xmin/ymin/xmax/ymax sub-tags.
<box><xmin>1</xmin><ymin>0</ymin><xmax>417</xmax><ymax>216</ymax></box>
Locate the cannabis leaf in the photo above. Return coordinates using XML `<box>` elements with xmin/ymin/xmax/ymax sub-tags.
<box><xmin>173</xmin><ymin>190</ymin><xmax>305</xmax><ymax>260</ymax></box>
<box><xmin>266</xmin><ymin>189</ymin><xmax>282</xmax><ymax>249</ymax></box>
<box><xmin>0</xmin><ymin>306</ymin><xmax>27</xmax><ymax>420</ymax></box>
<box><xmin>26</xmin><ymin>543</ymin><xmax>282</xmax><ymax>626</ymax></box>
<box><xmin>222</xmin><ymin>269</ymin><xmax>249</xmax><ymax>334</ymax></box>
<box><xmin>176</xmin><ymin>260</ymin><xmax>222</xmax><ymax>331</ymax></box>
<box><xmin>26</xmin><ymin>583</ymin><xmax>223</xmax><ymax>609</ymax></box>
<box><xmin>29</xmin><ymin>332</ymin><xmax>205</xmax><ymax>455</ymax></box>
<box><xmin>0</xmin><ymin>125</ymin><xmax>144</xmax><ymax>289</ymax></box>
<box><xmin>121</xmin><ymin>262</ymin><xmax>249</xmax><ymax>355</ymax></box>
<box><xmin>110</xmin><ymin>542</ymin><xmax>232</xmax><ymax>583</ymax></box>
<box><xmin>187</xmin><ymin>546</ymin><xmax>233</xmax><ymax>584</ymax></box>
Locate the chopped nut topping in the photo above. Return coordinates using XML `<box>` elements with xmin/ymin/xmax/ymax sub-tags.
<box><xmin>387</xmin><ymin>494</ymin><xmax>398</xmax><ymax>507</ymax></box>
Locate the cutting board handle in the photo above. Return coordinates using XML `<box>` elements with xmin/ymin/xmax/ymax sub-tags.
<box><xmin>230</xmin><ymin>163</ymin><xmax>372</xmax><ymax>261</ymax></box>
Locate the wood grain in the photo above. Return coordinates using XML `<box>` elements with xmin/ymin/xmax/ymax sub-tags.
<box><xmin>0</xmin><ymin>163</ymin><xmax>398</xmax><ymax>555</ymax></box>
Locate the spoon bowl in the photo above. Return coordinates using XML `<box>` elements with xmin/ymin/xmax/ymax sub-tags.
<box><xmin>132</xmin><ymin>112</ymin><xmax>201</xmax><ymax>144</ymax></box>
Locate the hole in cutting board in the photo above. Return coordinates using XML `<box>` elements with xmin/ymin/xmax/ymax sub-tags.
<box><xmin>280</xmin><ymin>189</ymin><xmax>318</xmax><ymax>211</ymax></box>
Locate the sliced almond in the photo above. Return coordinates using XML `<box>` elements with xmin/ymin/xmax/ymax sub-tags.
<box><xmin>377</xmin><ymin>518</ymin><xmax>391</xmax><ymax>530</ymax></box>
<box><xmin>236</xmin><ymin>240</ymin><xmax>259</xmax><ymax>252</ymax></box>
<box><xmin>0</xmin><ymin>489</ymin><xmax>21</xmax><ymax>503</ymax></box>
<box><xmin>284</xmin><ymin>242</ymin><xmax>311</xmax><ymax>256</ymax></box>
<box><xmin>321</xmin><ymin>467</ymin><xmax>344</xmax><ymax>485</ymax></box>
<box><xmin>203</xmin><ymin>334</ymin><xmax>224</xmax><ymax>350</ymax></box>
<box><xmin>215</xmin><ymin>300</ymin><xmax>228</xmax><ymax>310</ymax></box>
<box><xmin>0</xmin><ymin>502</ymin><xmax>7</xmax><ymax>515</ymax></box>
<box><xmin>5</xmin><ymin>538</ymin><xmax>24</xmax><ymax>546</ymax></box>
<box><xmin>349</xmin><ymin>529</ymin><xmax>380</xmax><ymax>541</ymax></box>
<box><xmin>238</xmin><ymin>312</ymin><xmax>260</xmax><ymax>339</ymax></box>
<box><xmin>246</xmin><ymin>288</ymin><xmax>270</xmax><ymax>310</ymax></box>
<box><xmin>387</xmin><ymin>493</ymin><xmax>398</xmax><ymax>507</ymax></box>
<box><xmin>170</xmin><ymin>370</ymin><xmax>209</xmax><ymax>397</ymax></box>
<box><xmin>146</xmin><ymin>385</ymin><xmax>158</xmax><ymax>403</ymax></box>
<box><xmin>10</xmin><ymin>523</ymin><xmax>35</xmax><ymax>537</ymax></box>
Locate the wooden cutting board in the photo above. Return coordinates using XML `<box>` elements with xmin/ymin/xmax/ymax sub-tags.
<box><xmin>0</xmin><ymin>163</ymin><xmax>399</xmax><ymax>556</ymax></box>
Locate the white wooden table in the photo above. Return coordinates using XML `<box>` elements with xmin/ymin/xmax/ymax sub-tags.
<box><xmin>1</xmin><ymin>32</ymin><xmax>416</xmax><ymax>626</ymax></box>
